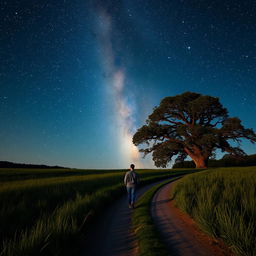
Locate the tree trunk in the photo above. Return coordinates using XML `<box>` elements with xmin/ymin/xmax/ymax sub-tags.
<box><xmin>184</xmin><ymin>147</ymin><xmax>209</xmax><ymax>168</ymax></box>
<box><xmin>192</xmin><ymin>156</ymin><xmax>208</xmax><ymax>168</ymax></box>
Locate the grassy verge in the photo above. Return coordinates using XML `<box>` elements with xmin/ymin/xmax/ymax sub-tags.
<box><xmin>132</xmin><ymin>177</ymin><xmax>181</xmax><ymax>256</ymax></box>
<box><xmin>172</xmin><ymin>166</ymin><xmax>256</xmax><ymax>256</ymax></box>
<box><xmin>1</xmin><ymin>170</ymin><xmax>188</xmax><ymax>256</ymax></box>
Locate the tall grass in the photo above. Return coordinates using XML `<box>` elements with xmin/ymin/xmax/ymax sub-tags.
<box><xmin>172</xmin><ymin>166</ymin><xmax>256</xmax><ymax>256</ymax></box>
<box><xmin>0</xmin><ymin>168</ymin><xmax>188</xmax><ymax>256</ymax></box>
<box><xmin>1</xmin><ymin>185</ymin><xmax>124</xmax><ymax>256</ymax></box>
<box><xmin>0</xmin><ymin>172</ymin><xmax>125</xmax><ymax>243</ymax></box>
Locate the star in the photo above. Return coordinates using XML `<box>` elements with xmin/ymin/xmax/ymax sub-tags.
<box><xmin>0</xmin><ymin>0</ymin><xmax>255</xmax><ymax>169</ymax></box>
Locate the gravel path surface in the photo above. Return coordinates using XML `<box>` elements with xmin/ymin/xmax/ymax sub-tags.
<box><xmin>151</xmin><ymin>181</ymin><xmax>234</xmax><ymax>256</ymax></box>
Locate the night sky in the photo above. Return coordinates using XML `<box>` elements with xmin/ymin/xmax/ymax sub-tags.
<box><xmin>1</xmin><ymin>0</ymin><xmax>255</xmax><ymax>168</ymax></box>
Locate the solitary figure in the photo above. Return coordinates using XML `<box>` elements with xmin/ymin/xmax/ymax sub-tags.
<box><xmin>124</xmin><ymin>164</ymin><xmax>139</xmax><ymax>209</ymax></box>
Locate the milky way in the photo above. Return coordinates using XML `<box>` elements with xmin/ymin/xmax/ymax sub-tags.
<box><xmin>95</xmin><ymin>7</ymin><xmax>141</xmax><ymax>167</ymax></box>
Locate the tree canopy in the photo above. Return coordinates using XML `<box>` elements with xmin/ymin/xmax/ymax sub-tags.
<box><xmin>133</xmin><ymin>92</ymin><xmax>256</xmax><ymax>168</ymax></box>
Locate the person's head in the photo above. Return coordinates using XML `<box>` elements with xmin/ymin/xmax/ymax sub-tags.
<box><xmin>130</xmin><ymin>164</ymin><xmax>135</xmax><ymax>171</ymax></box>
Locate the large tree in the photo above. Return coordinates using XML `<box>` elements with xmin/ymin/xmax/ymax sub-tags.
<box><xmin>133</xmin><ymin>92</ymin><xmax>256</xmax><ymax>168</ymax></box>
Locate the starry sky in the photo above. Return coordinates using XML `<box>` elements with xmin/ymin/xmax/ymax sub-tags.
<box><xmin>0</xmin><ymin>0</ymin><xmax>255</xmax><ymax>168</ymax></box>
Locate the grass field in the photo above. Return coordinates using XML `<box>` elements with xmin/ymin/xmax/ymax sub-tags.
<box><xmin>172</xmin><ymin>166</ymin><xmax>256</xmax><ymax>256</ymax></box>
<box><xmin>0</xmin><ymin>168</ymin><xmax>119</xmax><ymax>182</ymax></box>
<box><xmin>0</xmin><ymin>168</ymin><xmax>191</xmax><ymax>256</ymax></box>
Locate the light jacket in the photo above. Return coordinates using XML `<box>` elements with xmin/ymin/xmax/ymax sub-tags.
<box><xmin>124</xmin><ymin>170</ymin><xmax>139</xmax><ymax>187</ymax></box>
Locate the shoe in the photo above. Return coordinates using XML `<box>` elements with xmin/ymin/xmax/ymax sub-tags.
<box><xmin>131</xmin><ymin>203</ymin><xmax>135</xmax><ymax>209</ymax></box>
<box><xmin>129</xmin><ymin>204</ymin><xmax>132</xmax><ymax>209</ymax></box>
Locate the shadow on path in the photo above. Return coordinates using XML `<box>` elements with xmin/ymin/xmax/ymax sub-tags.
<box><xmin>81</xmin><ymin>179</ymin><xmax>174</xmax><ymax>256</ymax></box>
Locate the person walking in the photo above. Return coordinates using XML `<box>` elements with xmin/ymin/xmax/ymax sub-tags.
<box><xmin>124</xmin><ymin>164</ymin><xmax>139</xmax><ymax>209</ymax></box>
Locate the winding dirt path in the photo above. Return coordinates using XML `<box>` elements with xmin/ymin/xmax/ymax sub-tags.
<box><xmin>151</xmin><ymin>181</ymin><xmax>235</xmax><ymax>256</ymax></box>
<box><xmin>82</xmin><ymin>179</ymin><xmax>172</xmax><ymax>256</ymax></box>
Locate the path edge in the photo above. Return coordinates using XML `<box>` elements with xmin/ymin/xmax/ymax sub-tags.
<box><xmin>131</xmin><ymin>176</ymin><xmax>182</xmax><ymax>256</ymax></box>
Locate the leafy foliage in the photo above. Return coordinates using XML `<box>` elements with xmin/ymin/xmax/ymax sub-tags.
<box><xmin>133</xmin><ymin>92</ymin><xmax>256</xmax><ymax>168</ymax></box>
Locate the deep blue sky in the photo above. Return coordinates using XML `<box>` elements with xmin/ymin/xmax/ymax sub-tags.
<box><xmin>0</xmin><ymin>0</ymin><xmax>255</xmax><ymax>168</ymax></box>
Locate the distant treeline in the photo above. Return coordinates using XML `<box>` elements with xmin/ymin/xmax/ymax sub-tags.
<box><xmin>173</xmin><ymin>154</ymin><xmax>256</xmax><ymax>168</ymax></box>
<box><xmin>0</xmin><ymin>161</ymin><xmax>66</xmax><ymax>169</ymax></box>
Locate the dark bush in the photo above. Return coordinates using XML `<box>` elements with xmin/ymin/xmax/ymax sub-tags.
<box><xmin>173</xmin><ymin>154</ymin><xmax>256</xmax><ymax>168</ymax></box>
